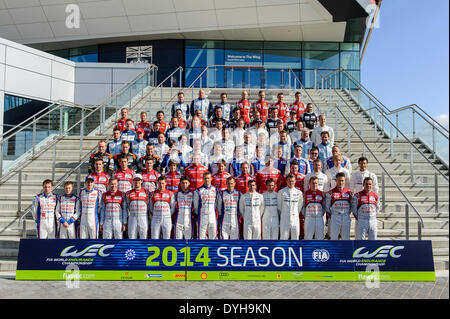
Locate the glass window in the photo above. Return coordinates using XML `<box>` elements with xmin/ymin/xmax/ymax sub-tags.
<box><xmin>48</xmin><ymin>48</ymin><xmax>69</xmax><ymax>59</ymax></box>
<box><xmin>224</xmin><ymin>49</ymin><xmax>262</xmax><ymax>67</ymax></box>
<box><xmin>186</xmin><ymin>40</ymin><xmax>207</xmax><ymax>49</ymax></box>
<box><xmin>340</xmin><ymin>51</ymin><xmax>360</xmax><ymax>70</ymax></box>
<box><xmin>341</xmin><ymin>70</ymin><xmax>360</xmax><ymax>90</ymax></box>
<box><xmin>264</xmin><ymin>41</ymin><xmax>301</xmax><ymax>50</ymax></box>
<box><xmin>340</xmin><ymin>42</ymin><xmax>360</xmax><ymax>51</ymax></box>
<box><xmin>185</xmin><ymin>68</ymin><xmax>207</xmax><ymax>87</ymax></box>
<box><xmin>69</xmin><ymin>45</ymin><xmax>98</xmax><ymax>62</ymax></box>
<box><xmin>225</xmin><ymin>41</ymin><xmax>263</xmax><ymax>50</ymax></box>
<box><xmin>302</xmin><ymin>51</ymin><xmax>339</xmax><ymax>69</ymax></box>
<box><xmin>185</xmin><ymin>49</ymin><xmax>224</xmax><ymax>68</ymax></box>
<box><xmin>303</xmin><ymin>42</ymin><xmax>339</xmax><ymax>51</ymax></box>
<box><xmin>264</xmin><ymin>50</ymin><xmax>300</xmax><ymax>68</ymax></box>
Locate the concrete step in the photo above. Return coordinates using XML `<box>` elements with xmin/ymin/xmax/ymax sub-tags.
<box><xmin>0</xmin><ymin>259</ymin><xmax>17</xmax><ymax>272</ymax></box>
<box><xmin>378</xmin><ymin>219</ymin><xmax>448</xmax><ymax>230</ymax></box>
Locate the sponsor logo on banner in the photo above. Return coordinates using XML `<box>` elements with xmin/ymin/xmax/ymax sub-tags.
<box><xmin>60</xmin><ymin>244</ymin><xmax>114</xmax><ymax>257</ymax></box>
<box><xmin>201</xmin><ymin>273</ymin><xmax>208</xmax><ymax>280</ymax></box>
<box><xmin>145</xmin><ymin>274</ymin><xmax>162</xmax><ymax>278</ymax></box>
<box><xmin>352</xmin><ymin>245</ymin><xmax>404</xmax><ymax>259</ymax></box>
<box><xmin>125</xmin><ymin>249</ymin><xmax>136</xmax><ymax>261</ymax></box>
<box><xmin>312</xmin><ymin>249</ymin><xmax>330</xmax><ymax>262</ymax></box>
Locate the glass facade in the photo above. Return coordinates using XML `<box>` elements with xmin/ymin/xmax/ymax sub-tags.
<box><xmin>185</xmin><ymin>40</ymin><xmax>360</xmax><ymax>89</ymax></box>
<box><xmin>49</xmin><ymin>45</ymin><xmax>98</xmax><ymax>62</ymax></box>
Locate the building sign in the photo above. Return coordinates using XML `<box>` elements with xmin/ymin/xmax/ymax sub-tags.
<box><xmin>225</xmin><ymin>50</ymin><xmax>262</xmax><ymax>66</ymax></box>
<box><xmin>126</xmin><ymin>46</ymin><xmax>152</xmax><ymax>64</ymax></box>
<box><xmin>15</xmin><ymin>239</ymin><xmax>435</xmax><ymax>281</ymax></box>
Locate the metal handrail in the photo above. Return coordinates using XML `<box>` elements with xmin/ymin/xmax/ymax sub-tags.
<box><xmin>0</xmin><ymin>64</ymin><xmax>158</xmax><ymax>182</ymax></box>
<box><xmin>0</xmin><ymin>100</ymin><xmax>89</xmax><ymax>140</ymax></box>
<box><xmin>291</xmin><ymin>71</ymin><xmax>425</xmax><ymax>236</ymax></box>
<box><xmin>315</xmin><ymin>71</ymin><xmax>449</xmax><ymax>181</ymax></box>
<box><xmin>320</xmin><ymin>68</ymin><xmax>449</xmax><ymax>136</ymax></box>
<box><xmin>15</xmin><ymin>65</ymin><xmax>175</xmax><ymax>234</ymax></box>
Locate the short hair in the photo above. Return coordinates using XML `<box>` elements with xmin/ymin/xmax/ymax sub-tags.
<box><xmin>118</xmin><ymin>155</ymin><xmax>128</xmax><ymax>162</ymax></box>
<box><xmin>320</xmin><ymin>131</ymin><xmax>330</xmax><ymax>137</ymax></box>
<box><xmin>178</xmin><ymin>91</ymin><xmax>184</xmax><ymax>96</ymax></box>
<box><xmin>121</xmin><ymin>140</ymin><xmax>130</xmax><ymax>146</ymax></box>
<box><xmin>240</xmin><ymin>161</ymin><xmax>249</xmax><ymax>168</ymax></box>
<box><xmin>140</xmin><ymin>111</ymin><xmax>147</xmax><ymax>116</ymax></box>
<box><xmin>226</xmin><ymin>177</ymin><xmax>235</xmax><ymax>183</ymax></box>
<box><xmin>156</xmin><ymin>110</ymin><xmax>165</xmax><ymax>116</ymax></box>
<box><xmin>167</xmin><ymin>140</ymin><xmax>176</xmax><ymax>148</ymax></box>
<box><xmin>286</xmin><ymin>173</ymin><xmax>296</xmax><ymax>180</ymax></box>
<box><xmin>180</xmin><ymin>176</ymin><xmax>190</xmax><ymax>183</ymax></box>
<box><xmin>98</xmin><ymin>139</ymin><xmax>107</xmax><ymax>145</ymax></box>
<box><xmin>248</xmin><ymin>179</ymin><xmax>256</xmax><ymax>186</ymax></box>
<box><xmin>113</xmin><ymin>127</ymin><xmax>121</xmax><ymax>132</ymax></box>
<box><xmin>157</xmin><ymin>176</ymin><xmax>166</xmax><ymax>182</ymax></box>
<box><xmin>258</xmin><ymin>90</ymin><xmax>265</xmax><ymax>94</ymax></box>
<box><xmin>220</xmin><ymin>92</ymin><xmax>227</xmax><ymax>97</ymax></box>
<box><xmin>290</xmin><ymin>160</ymin><xmax>299</xmax><ymax>167</ymax></box>
<box><xmin>153</xmin><ymin>120</ymin><xmax>161</xmax><ymax>126</ymax></box>
<box><xmin>219</xmin><ymin>159</ymin><xmax>227</xmax><ymax>165</ymax></box>
<box><xmin>42</xmin><ymin>179</ymin><xmax>53</xmax><ymax>186</ymax></box>
<box><xmin>310</xmin><ymin>147</ymin><xmax>319</xmax><ymax>153</ymax></box>
<box><xmin>64</xmin><ymin>181</ymin><xmax>74</xmax><ymax>187</ymax></box>
<box><xmin>94</xmin><ymin>158</ymin><xmax>103</xmax><ymax>164</ymax></box>
<box><xmin>266</xmin><ymin>178</ymin><xmax>275</xmax><ymax>185</ymax></box>
<box><xmin>203</xmin><ymin>171</ymin><xmax>212</xmax><ymax>178</ymax></box>
<box><xmin>363</xmin><ymin>177</ymin><xmax>373</xmax><ymax>184</ymax></box>
<box><xmin>309</xmin><ymin>176</ymin><xmax>318</xmax><ymax>183</ymax></box>
<box><xmin>108</xmin><ymin>177</ymin><xmax>118</xmax><ymax>184</ymax></box>
<box><xmin>295</xmin><ymin>91</ymin><xmax>301</xmax><ymax>97</ymax></box>
<box><xmin>332</xmin><ymin>154</ymin><xmax>343</xmax><ymax>162</ymax></box>
<box><xmin>168</xmin><ymin>160</ymin><xmax>178</xmax><ymax>167</ymax></box>
<box><xmin>145</xmin><ymin>156</ymin><xmax>154</xmax><ymax>163</ymax></box>
<box><xmin>313</xmin><ymin>158</ymin><xmax>322</xmax><ymax>165</ymax></box>
<box><xmin>307</xmin><ymin>103</ymin><xmax>313</xmax><ymax>107</ymax></box>
<box><xmin>358</xmin><ymin>156</ymin><xmax>368</xmax><ymax>164</ymax></box>
<box><xmin>336</xmin><ymin>172</ymin><xmax>346</xmax><ymax>180</ymax></box>
<box><xmin>277</xmin><ymin>92</ymin><xmax>284</xmax><ymax>97</ymax></box>
<box><xmin>125</xmin><ymin>119</ymin><xmax>133</xmax><ymax>123</ymax></box>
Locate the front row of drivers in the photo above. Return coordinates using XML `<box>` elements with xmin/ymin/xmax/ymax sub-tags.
<box><xmin>32</xmin><ymin>171</ymin><xmax>379</xmax><ymax>240</ymax></box>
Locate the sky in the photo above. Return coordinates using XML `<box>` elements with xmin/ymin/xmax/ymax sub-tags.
<box><xmin>361</xmin><ymin>0</ymin><xmax>449</xmax><ymax>129</ymax></box>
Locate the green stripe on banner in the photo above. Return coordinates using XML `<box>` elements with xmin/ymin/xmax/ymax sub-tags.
<box><xmin>186</xmin><ymin>271</ymin><xmax>436</xmax><ymax>281</ymax></box>
<box><xmin>16</xmin><ymin>270</ymin><xmax>435</xmax><ymax>281</ymax></box>
<box><xmin>15</xmin><ymin>270</ymin><xmax>187</xmax><ymax>281</ymax></box>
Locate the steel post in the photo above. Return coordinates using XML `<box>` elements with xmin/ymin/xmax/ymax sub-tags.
<box><xmin>435</xmin><ymin>173</ymin><xmax>439</xmax><ymax>213</ymax></box>
<box><xmin>410</xmin><ymin>148</ymin><xmax>414</xmax><ymax>181</ymax></box>
<box><xmin>390</xmin><ymin>125</ymin><xmax>394</xmax><ymax>158</ymax></box>
<box><xmin>32</xmin><ymin>119</ymin><xmax>36</xmax><ymax>157</ymax></box>
<box><xmin>18</xmin><ymin>170</ymin><xmax>22</xmax><ymax>214</ymax></box>
<box><xmin>52</xmin><ymin>143</ymin><xmax>56</xmax><ymax>181</ymax></box>
<box><xmin>432</xmin><ymin>127</ymin><xmax>436</xmax><ymax>160</ymax></box>
<box><xmin>396</xmin><ymin>113</ymin><xmax>399</xmax><ymax>139</ymax></box>
<box><xmin>381</xmin><ymin>171</ymin><xmax>386</xmax><ymax>212</ymax></box>
<box><xmin>412</xmin><ymin>109</ymin><xmax>416</xmax><ymax>139</ymax></box>
<box><xmin>405</xmin><ymin>204</ymin><xmax>409</xmax><ymax>240</ymax></box>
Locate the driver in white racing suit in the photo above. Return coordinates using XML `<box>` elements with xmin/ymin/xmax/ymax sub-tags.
<box><xmin>351</xmin><ymin>177</ymin><xmax>380</xmax><ymax>240</ymax></box>
<box><xmin>262</xmin><ymin>178</ymin><xmax>279</xmax><ymax>239</ymax></box>
<box><xmin>193</xmin><ymin>171</ymin><xmax>218</xmax><ymax>239</ymax></box>
<box><xmin>173</xmin><ymin>176</ymin><xmax>194</xmax><ymax>239</ymax></box>
<box><xmin>239</xmin><ymin>179</ymin><xmax>264</xmax><ymax>240</ymax></box>
<box><xmin>126</xmin><ymin>174</ymin><xmax>150</xmax><ymax>239</ymax></box>
<box><xmin>100</xmin><ymin>177</ymin><xmax>127</xmax><ymax>239</ymax></box>
<box><xmin>150</xmin><ymin>176</ymin><xmax>175</xmax><ymax>239</ymax></box>
<box><xmin>79</xmin><ymin>176</ymin><xmax>103</xmax><ymax>239</ymax></box>
<box><xmin>216</xmin><ymin>177</ymin><xmax>241</xmax><ymax>240</ymax></box>
<box><xmin>277</xmin><ymin>173</ymin><xmax>304</xmax><ymax>240</ymax></box>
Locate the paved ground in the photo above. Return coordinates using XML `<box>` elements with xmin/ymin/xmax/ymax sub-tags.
<box><xmin>0</xmin><ymin>272</ymin><xmax>447</xmax><ymax>299</ymax></box>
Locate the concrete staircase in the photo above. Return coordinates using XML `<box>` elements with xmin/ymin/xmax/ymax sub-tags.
<box><xmin>0</xmin><ymin>86</ymin><xmax>448</xmax><ymax>272</ymax></box>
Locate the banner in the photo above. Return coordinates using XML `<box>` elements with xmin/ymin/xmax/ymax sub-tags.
<box><xmin>15</xmin><ymin>239</ymin><xmax>435</xmax><ymax>281</ymax></box>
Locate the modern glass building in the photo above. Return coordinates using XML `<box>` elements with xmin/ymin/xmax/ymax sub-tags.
<box><xmin>0</xmin><ymin>0</ymin><xmax>374</xmax><ymax>89</ymax></box>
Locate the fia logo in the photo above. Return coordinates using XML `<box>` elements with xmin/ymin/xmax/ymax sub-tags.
<box><xmin>312</xmin><ymin>249</ymin><xmax>330</xmax><ymax>262</ymax></box>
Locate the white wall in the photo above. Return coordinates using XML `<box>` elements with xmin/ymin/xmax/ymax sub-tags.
<box><xmin>0</xmin><ymin>37</ymin><xmax>150</xmax><ymax>135</ymax></box>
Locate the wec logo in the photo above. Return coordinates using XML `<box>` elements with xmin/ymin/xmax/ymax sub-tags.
<box><xmin>353</xmin><ymin>245</ymin><xmax>404</xmax><ymax>259</ymax></box>
<box><xmin>60</xmin><ymin>244</ymin><xmax>114</xmax><ymax>257</ymax></box>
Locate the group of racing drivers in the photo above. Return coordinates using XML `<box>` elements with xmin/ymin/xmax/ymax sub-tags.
<box><xmin>32</xmin><ymin>89</ymin><xmax>380</xmax><ymax>241</ymax></box>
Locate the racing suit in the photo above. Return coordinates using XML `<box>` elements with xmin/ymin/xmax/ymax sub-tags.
<box><xmin>304</xmin><ymin>171</ymin><xmax>329</xmax><ymax>192</ymax></box>
<box><xmin>32</xmin><ymin>193</ymin><xmax>58</xmax><ymax>239</ymax></box>
<box><xmin>113</xmin><ymin>152</ymin><xmax>138</xmax><ymax>171</ymax></box>
<box><xmin>256</xmin><ymin>168</ymin><xmax>282</xmax><ymax>193</ymax></box>
<box><xmin>150</xmin><ymin>189</ymin><xmax>175</xmax><ymax>239</ymax></box>
<box><xmin>121</xmin><ymin>129</ymin><xmax>137</xmax><ymax>142</ymax></box>
<box><xmin>250</xmin><ymin>157</ymin><xmax>266</xmax><ymax>175</ymax></box>
<box><xmin>100</xmin><ymin>191</ymin><xmax>126</xmax><ymax>239</ymax></box>
<box><xmin>138</xmin><ymin>154</ymin><xmax>161</xmax><ymax>173</ymax></box>
<box><xmin>350</xmin><ymin>170</ymin><xmax>379</xmax><ymax>194</ymax></box>
<box><xmin>141</xmin><ymin>169</ymin><xmax>160</xmax><ymax>193</ymax></box>
<box><xmin>290</xmin><ymin>101</ymin><xmax>306</xmax><ymax>120</ymax></box>
<box><xmin>56</xmin><ymin>194</ymin><xmax>80</xmax><ymax>239</ymax></box>
<box><xmin>114</xmin><ymin>168</ymin><xmax>135</xmax><ymax>193</ymax></box>
<box><xmin>173</xmin><ymin>190</ymin><xmax>194</xmax><ymax>239</ymax></box>
<box><xmin>239</xmin><ymin>191</ymin><xmax>264</xmax><ymax>239</ymax></box>
<box><xmin>88</xmin><ymin>152</ymin><xmax>114</xmax><ymax>175</ymax></box>
<box><xmin>235</xmin><ymin>173</ymin><xmax>253</xmax><ymax>194</ymax></box>
<box><xmin>132</xmin><ymin>138</ymin><xmax>148</xmax><ymax>159</ymax></box>
<box><xmin>351</xmin><ymin>190</ymin><xmax>380</xmax><ymax>240</ymax></box>
<box><xmin>193</xmin><ymin>185</ymin><xmax>218</xmax><ymax>239</ymax></box>
<box><xmin>137</xmin><ymin>120</ymin><xmax>151</xmax><ymax>140</ymax></box>
<box><xmin>273</xmin><ymin>101</ymin><xmax>289</xmax><ymax>123</ymax></box>
<box><xmin>217</xmin><ymin>189</ymin><xmax>241</xmax><ymax>240</ymax></box>
<box><xmin>126</xmin><ymin>188</ymin><xmax>150</xmax><ymax>239</ymax></box>
<box><xmin>228</xmin><ymin>158</ymin><xmax>245</xmax><ymax>177</ymax></box>
<box><xmin>211</xmin><ymin>171</ymin><xmax>232</xmax><ymax>192</ymax></box>
<box><xmin>277</xmin><ymin>187</ymin><xmax>303</xmax><ymax>240</ymax></box>
<box><xmin>106</xmin><ymin>138</ymin><xmax>122</xmax><ymax>156</ymax></box>
<box><xmin>78</xmin><ymin>188</ymin><xmax>102</xmax><ymax>239</ymax></box>
<box><xmin>301</xmin><ymin>112</ymin><xmax>318</xmax><ymax>130</ymax></box>
<box><xmin>325</xmin><ymin>187</ymin><xmax>353</xmax><ymax>240</ymax></box>
<box><xmin>237</xmin><ymin>99</ymin><xmax>252</xmax><ymax>124</ymax></box>
<box><xmin>251</xmin><ymin>100</ymin><xmax>270</xmax><ymax>122</ymax></box>
<box><xmin>302</xmin><ymin>189</ymin><xmax>326</xmax><ymax>240</ymax></box>
<box><xmin>285</xmin><ymin>157</ymin><xmax>309</xmax><ymax>175</ymax></box>
<box><xmin>262</xmin><ymin>191</ymin><xmax>279</xmax><ymax>240</ymax></box>
<box><xmin>190</xmin><ymin>98</ymin><xmax>213</xmax><ymax>120</ymax></box>
<box><xmin>317</xmin><ymin>142</ymin><xmax>333</xmax><ymax>163</ymax></box>
<box><xmin>184</xmin><ymin>164</ymin><xmax>209</xmax><ymax>191</ymax></box>
<box><xmin>281</xmin><ymin>172</ymin><xmax>305</xmax><ymax>193</ymax></box>
<box><xmin>325</xmin><ymin>166</ymin><xmax>350</xmax><ymax>190</ymax></box>
<box><xmin>208</xmin><ymin>154</ymin><xmax>226</xmax><ymax>175</ymax></box>
<box><xmin>87</xmin><ymin>171</ymin><xmax>109</xmax><ymax>193</ymax></box>
<box><xmin>165</xmin><ymin>171</ymin><xmax>182</xmax><ymax>192</ymax></box>
<box><xmin>172</xmin><ymin>101</ymin><xmax>189</xmax><ymax>120</ymax></box>
<box><xmin>325</xmin><ymin>155</ymin><xmax>352</xmax><ymax>174</ymax></box>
